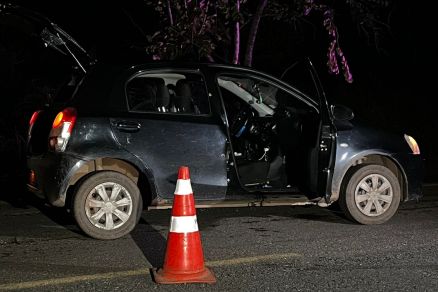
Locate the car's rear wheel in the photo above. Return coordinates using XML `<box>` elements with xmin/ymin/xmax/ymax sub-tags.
<box><xmin>339</xmin><ymin>164</ymin><xmax>401</xmax><ymax>225</ymax></box>
<box><xmin>73</xmin><ymin>171</ymin><xmax>142</xmax><ymax>240</ymax></box>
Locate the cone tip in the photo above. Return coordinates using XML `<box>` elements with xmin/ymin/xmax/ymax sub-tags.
<box><xmin>178</xmin><ymin>166</ymin><xmax>190</xmax><ymax>180</ymax></box>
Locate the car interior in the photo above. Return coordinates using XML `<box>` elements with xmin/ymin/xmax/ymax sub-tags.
<box><xmin>1</xmin><ymin>11</ymin><xmax>78</xmax><ymax>159</ymax></box>
<box><xmin>217</xmin><ymin>75</ymin><xmax>321</xmax><ymax>193</ymax></box>
<box><xmin>126</xmin><ymin>73</ymin><xmax>210</xmax><ymax>115</ymax></box>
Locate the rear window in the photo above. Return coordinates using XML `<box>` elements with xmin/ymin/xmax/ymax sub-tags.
<box><xmin>69</xmin><ymin>65</ymin><xmax>125</xmax><ymax>113</ymax></box>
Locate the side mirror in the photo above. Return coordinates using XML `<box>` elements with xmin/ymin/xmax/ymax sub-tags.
<box><xmin>331</xmin><ymin>104</ymin><xmax>354</xmax><ymax>121</ymax></box>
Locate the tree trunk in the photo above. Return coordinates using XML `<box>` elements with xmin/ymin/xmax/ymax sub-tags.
<box><xmin>167</xmin><ymin>0</ymin><xmax>174</xmax><ymax>25</ymax></box>
<box><xmin>243</xmin><ymin>0</ymin><xmax>268</xmax><ymax>67</ymax></box>
<box><xmin>232</xmin><ymin>0</ymin><xmax>241</xmax><ymax>64</ymax></box>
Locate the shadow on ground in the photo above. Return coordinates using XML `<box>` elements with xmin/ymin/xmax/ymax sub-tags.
<box><xmin>130</xmin><ymin>218</ymin><xmax>167</xmax><ymax>268</ymax></box>
<box><xmin>2</xmin><ymin>173</ymin><xmax>437</xmax><ymax>248</ymax></box>
<box><xmin>0</xmin><ymin>176</ymin><xmax>81</xmax><ymax>237</ymax></box>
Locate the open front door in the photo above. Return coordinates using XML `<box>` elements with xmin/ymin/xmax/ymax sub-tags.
<box><xmin>216</xmin><ymin>59</ymin><xmax>336</xmax><ymax>199</ymax></box>
<box><xmin>214</xmin><ymin>66</ymin><xmax>335</xmax><ymax>200</ymax></box>
<box><xmin>302</xmin><ymin>58</ymin><xmax>336</xmax><ymax>200</ymax></box>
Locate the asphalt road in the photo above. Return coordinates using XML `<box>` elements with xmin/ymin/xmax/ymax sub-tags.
<box><xmin>0</xmin><ymin>186</ymin><xmax>437</xmax><ymax>291</ymax></box>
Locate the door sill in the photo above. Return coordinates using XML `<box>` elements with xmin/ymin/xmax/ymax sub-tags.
<box><xmin>148</xmin><ymin>195</ymin><xmax>313</xmax><ymax>210</ymax></box>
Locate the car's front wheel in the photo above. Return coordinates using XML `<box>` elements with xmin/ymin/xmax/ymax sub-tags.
<box><xmin>339</xmin><ymin>164</ymin><xmax>401</xmax><ymax>225</ymax></box>
<box><xmin>73</xmin><ymin>171</ymin><xmax>142</xmax><ymax>240</ymax></box>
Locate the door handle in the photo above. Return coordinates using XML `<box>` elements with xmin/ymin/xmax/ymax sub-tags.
<box><xmin>114</xmin><ymin>121</ymin><xmax>141</xmax><ymax>132</ymax></box>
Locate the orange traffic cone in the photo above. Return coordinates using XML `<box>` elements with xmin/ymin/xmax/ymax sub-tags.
<box><xmin>152</xmin><ymin>166</ymin><xmax>216</xmax><ymax>284</ymax></box>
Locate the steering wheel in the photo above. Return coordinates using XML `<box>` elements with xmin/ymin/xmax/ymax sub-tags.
<box><xmin>230</xmin><ymin>108</ymin><xmax>254</xmax><ymax>138</ymax></box>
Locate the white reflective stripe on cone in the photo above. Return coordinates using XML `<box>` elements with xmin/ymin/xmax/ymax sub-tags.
<box><xmin>169</xmin><ymin>215</ymin><xmax>199</xmax><ymax>233</ymax></box>
<box><xmin>174</xmin><ymin>179</ymin><xmax>193</xmax><ymax>196</ymax></box>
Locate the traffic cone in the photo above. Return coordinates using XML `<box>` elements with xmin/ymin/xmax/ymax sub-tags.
<box><xmin>152</xmin><ymin>166</ymin><xmax>216</xmax><ymax>284</ymax></box>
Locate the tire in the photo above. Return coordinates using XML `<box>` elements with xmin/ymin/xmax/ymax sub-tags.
<box><xmin>73</xmin><ymin>171</ymin><xmax>143</xmax><ymax>240</ymax></box>
<box><xmin>339</xmin><ymin>164</ymin><xmax>401</xmax><ymax>225</ymax></box>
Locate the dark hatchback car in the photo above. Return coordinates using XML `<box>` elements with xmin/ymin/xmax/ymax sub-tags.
<box><xmin>2</xmin><ymin>3</ymin><xmax>423</xmax><ymax>239</ymax></box>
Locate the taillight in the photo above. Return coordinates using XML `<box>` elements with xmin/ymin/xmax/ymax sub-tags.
<box><xmin>28</xmin><ymin>110</ymin><xmax>41</xmax><ymax>138</ymax></box>
<box><xmin>49</xmin><ymin>107</ymin><xmax>77</xmax><ymax>152</ymax></box>
<box><xmin>29</xmin><ymin>111</ymin><xmax>41</xmax><ymax>126</ymax></box>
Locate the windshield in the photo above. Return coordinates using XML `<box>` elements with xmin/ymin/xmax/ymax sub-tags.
<box><xmin>218</xmin><ymin>77</ymin><xmax>276</xmax><ymax>117</ymax></box>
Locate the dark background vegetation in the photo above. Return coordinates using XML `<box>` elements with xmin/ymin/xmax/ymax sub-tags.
<box><xmin>1</xmin><ymin>0</ymin><xmax>437</xmax><ymax>185</ymax></box>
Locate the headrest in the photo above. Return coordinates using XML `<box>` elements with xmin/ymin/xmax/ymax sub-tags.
<box><xmin>176</xmin><ymin>79</ymin><xmax>192</xmax><ymax>97</ymax></box>
<box><xmin>155</xmin><ymin>83</ymin><xmax>170</xmax><ymax>108</ymax></box>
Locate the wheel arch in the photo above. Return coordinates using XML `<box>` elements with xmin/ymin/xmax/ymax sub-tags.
<box><xmin>65</xmin><ymin>158</ymin><xmax>156</xmax><ymax>209</ymax></box>
<box><xmin>331</xmin><ymin>153</ymin><xmax>408</xmax><ymax>203</ymax></box>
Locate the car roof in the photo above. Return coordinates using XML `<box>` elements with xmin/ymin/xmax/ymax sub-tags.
<box><xmin>87</xmin><ymin>60</ymin><xmax>319</xmax><ymax>110</ymax></box>
<box><xmin>91</xmin><ymin>59</ymin><xmax>264</xmax><ymax>73</ymax></box>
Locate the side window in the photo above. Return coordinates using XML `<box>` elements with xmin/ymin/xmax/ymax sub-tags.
<box><xmin>217</xmin><ymin>75</ymin><xmax>307</xmax><ymax>117</ymax></box>
<box><xmin>126</xmin><ymin>72</ymin><xmax>210</xmax><ymax>115</ymax></box>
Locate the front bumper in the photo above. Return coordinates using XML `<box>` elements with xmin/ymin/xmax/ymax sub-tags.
<box><xmin>393</xmin><ymin>153</ymin><xmax>423</xmax><ymax>201</ymax></box>
<box><xmin>27</xmin><ymin>152</ymin><xmax>85</xmax><ymax>207</ymax></box>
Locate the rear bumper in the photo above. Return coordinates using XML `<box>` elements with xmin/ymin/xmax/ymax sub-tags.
<box><xmin>27</xmin><ymin>152</ymin><xmax>85</xmax><ymax>207</ymax></box>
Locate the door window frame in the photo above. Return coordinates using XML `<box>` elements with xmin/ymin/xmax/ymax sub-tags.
<box><xmin>124</xmin><ymin>68</ymin><xmax>213</xmax><ymax>118</ymax></box>
<box><xmin>215</xmin><ymin>71</ymin><xmax>320</xmax><ymax>117</ymax></box>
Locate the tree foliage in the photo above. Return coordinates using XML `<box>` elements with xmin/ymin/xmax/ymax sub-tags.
<box><xmin>145</xmin><ymin>0</ymin><xmax>394</xmax><ymax>83</ymax></box>
<box><xmin>145</xmin><ymin>0</ymin><xmax>245</xmax><ymax>61</ymax></box>
<box><xmin>346</xmin><ymin>0</ymin><xmax>393</xmax><ymax>53</ymax></box>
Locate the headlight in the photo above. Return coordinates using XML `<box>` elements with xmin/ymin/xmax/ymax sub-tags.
<box><xmin>404</xmin><ymin>134</ymin><xmax>420</xmax><ymax>155</ymax></box>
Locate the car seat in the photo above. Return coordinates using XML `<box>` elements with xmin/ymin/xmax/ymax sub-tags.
<box><xmin>155</xmin><ymin>82</ymin><xmax>170</xmax><ymax>112</ymax></box>
<box><xmin>127</xmin><ymin>77</ymin><xmax>157</xmax><ymax>111</ymax></box>
<box><xmin>174</xmin><ymin>79</ymin><xmax>193</xmax><ymax>113</ymax></box>
<box><xmin>127</xmin><ymin>77</ymin><xmax>167</xmax><ymax>111</ymax></box>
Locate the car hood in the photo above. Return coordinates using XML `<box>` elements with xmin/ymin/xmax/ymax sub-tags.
<box><xmin>0</xmin><ymin>2</ymin><xmax>95</xmax><ymax>72</ymax></box>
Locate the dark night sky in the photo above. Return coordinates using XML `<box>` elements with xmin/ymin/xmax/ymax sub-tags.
<box><xmin>5</xmin><ymin>0</ymin><xmax>438</xmax><ymax>181</ymax></box>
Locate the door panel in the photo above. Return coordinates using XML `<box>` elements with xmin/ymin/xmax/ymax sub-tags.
<box><xmin>111</xmin><ymin>69</ymin><xmax>228</xmax><ymax>200</ymax></box>
<box><xmin>111</xmin><ymin>118</ymin><xmax>228</xmax><ymax>200</ymax></box>
<box><xmin>278</xmin><ymin>59</ymin><xmax>337</xmax><ymax>198</ymax></box>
